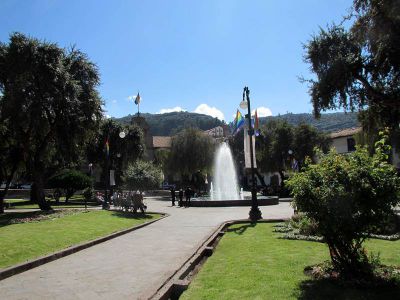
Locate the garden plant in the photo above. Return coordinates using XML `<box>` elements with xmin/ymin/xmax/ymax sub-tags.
<box><xmin>287</xmin><ymin>130</ymin><xmax>400</xmax><ymax>280</ymax></box>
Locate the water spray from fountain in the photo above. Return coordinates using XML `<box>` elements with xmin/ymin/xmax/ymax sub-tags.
<box><xmin>212</xmin><ymin>142</ymin><xmax>240</xmax><ymax>200</ymax></box>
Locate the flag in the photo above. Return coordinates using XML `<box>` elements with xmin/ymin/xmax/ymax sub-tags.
<box><xmin>105</xmin><ymin>139</ymin><xmax>109</xmax><ymax>156</ymax></box>
<box><xmin>233</xmin><ymin>109</ymin><xmax>245</xmax><ymax>135</ymax></box>
<box><xmin>134</xmin><ymin>92</ymin><xmax>141</xmax><ymax>105</ymax></box>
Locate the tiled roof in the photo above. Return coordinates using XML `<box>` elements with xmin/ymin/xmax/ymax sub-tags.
<box><xmin>329</xmin><ymin>127</ymin><xmax>362</xmax><ymax>139</ymax></box>
<box><xmin>152</xmin><ymin>136</ymin><xmax>172</xmax><ymax>148</ymax></box>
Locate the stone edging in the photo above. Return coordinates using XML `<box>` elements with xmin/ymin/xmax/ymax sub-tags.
<box><xmin>0</xmin><ymin>211</ymin><xmax>168</xmax><ymax>281</ymax></box>
<box><xmin>150</xmin><ymin>218</ymin><xmax>288</xmax><ymax>300</ymax></box>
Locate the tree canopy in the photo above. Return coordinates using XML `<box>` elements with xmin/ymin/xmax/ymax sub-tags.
<box><xmin>0</xmin><ymin>33</ymin><xmax>102</xmax><ymax>211</ymax></box>
<box><xmin>86</xmin><ymin>119</ymin><xmax>144</xmax><ymax>187</ymax></box>
<box><xmin>303</xmin><ymin>0</ymin><xmax>400</xmax><ymax>134</ymax></box>
<box><xmin>123</xmin><ymin>160</ymin><xmax>162</xmax><ymax>191</ymax></box>
<box><xmin>257</xmin><ymin>120</ymin><xmax>329</xmax><ymax>191</ymax></box>
<box><xmin>48</xmin><ymin>169</ymin><xmax>92</xmax><ymax>202</ymax></box>
<box><xmin>168</xmin><ymin>128</ymin><xmax>215</xmax><ymax>180</ymax></box>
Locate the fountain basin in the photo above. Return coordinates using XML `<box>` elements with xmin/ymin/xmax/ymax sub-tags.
<box><xmin>190</xmin><ymin>196</ymin><xmax>279</xmax><ymax>207</ymax></box>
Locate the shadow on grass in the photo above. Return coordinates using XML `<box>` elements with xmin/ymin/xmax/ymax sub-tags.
<box><xmin>226</xmin><ymin>222</ymin><xmax>256</xmax><ymax>235</ymax></box>
<box><xmin>296</xmin><ymin>278</ymin><xmax>400</xmax><ymax>300</ymax></box>
<box><xmin>6</xmin><ymin>199</ymin><xmax>100</xmax><ymax>208</ymax></box>
<box><xmin>0</xmin><ymin>210</ymin><xmax>59</xmax><ymax>227</ymax></box>
<box><xmin>110</xmin><ymin>210</ymin><xmax>155</xmax><ymax>220</ymax></box>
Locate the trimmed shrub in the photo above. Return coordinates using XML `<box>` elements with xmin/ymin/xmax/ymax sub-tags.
<box><xmin>287</xmin><ymin>130</ymin><xmax>400</xmax><ymax>278</ymax></box>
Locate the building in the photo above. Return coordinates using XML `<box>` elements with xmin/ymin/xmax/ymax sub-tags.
<box><xmin>329</xmin><ymin>127</ymin><xmax>400</xmax><ymax>170</ymax></box>
<box><xmin>329</xmin><ymin>127</ymin><xmax>362</xmax><ymax>154</ymax></box>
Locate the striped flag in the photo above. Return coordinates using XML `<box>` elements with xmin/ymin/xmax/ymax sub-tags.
<box><xmin>234</xmin><ymin>109</ymin><xmax>245</xmax><ymax>135</ymax></box>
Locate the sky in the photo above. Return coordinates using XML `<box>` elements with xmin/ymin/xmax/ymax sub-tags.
<box><xmin>0</xmin><ymin>0</ymin><xmax>353</xmax><ymax>122</ymax></box>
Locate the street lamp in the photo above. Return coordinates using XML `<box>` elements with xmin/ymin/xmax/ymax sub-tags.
<box><xmin>241</xmin><ymin>86</ymin><xmax>262</xmax><ymax>221</ymax></box>
<box><xmin>103</xmin><ymin>130</ymin><xmax>126</xmax><ymax>210</ymax></box>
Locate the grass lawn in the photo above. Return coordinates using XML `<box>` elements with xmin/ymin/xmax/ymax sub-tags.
<box><xmin>0</xmin><ymin>210</ymin><xmax>161</xmax><ymax>269</ymax></box>
<box><xmin>181</xmin><ymin>222</ymin><xmax>400</xmax><ymax>300</ymax></box>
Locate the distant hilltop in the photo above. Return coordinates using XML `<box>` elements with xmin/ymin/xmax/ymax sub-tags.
<box><xmin>113</xmin><ymin>111</ymin><xmax>359</xmax><ymax>136</ymax></box>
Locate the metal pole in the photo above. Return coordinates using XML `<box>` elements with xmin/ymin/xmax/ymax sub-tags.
<box><xmin>245</xmin><ymin>87</ymin><xmax>262</xmax><ymax>221</ymax></box>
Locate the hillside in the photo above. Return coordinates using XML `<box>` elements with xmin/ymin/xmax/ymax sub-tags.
<box><xmin>114</xmin><ymin>111</ymin><xmax>359</xmax><ymax>136</ymax></box>
<box><xmin>261</xmin><ymin>112</ymin><xmax>360</xmax><ymax>133</ymax></box>
<box><xmin>114</xmin><ymin>112</ymin><xmax>224</xmax><ymax>136</ymax></box>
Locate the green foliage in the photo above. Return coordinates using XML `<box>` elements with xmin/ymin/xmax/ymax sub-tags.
<box><xmin>303</xmin><ymin>0</ymin><xmax>400</xmax><ymax>134</ymax></box>
<box><xmin>115</xmin><ymin>111</ymin><xmax>223</xmax><ymax>136</ymax></box>
<box><xmin>290</xmin><ymin>214</ymin><xmax>319</xmax><ymax>236</ymax></box>
<box><xmin>0</xmin><ymin>33</ymin><xmax>102</xmax><ymax>210</ymax></box>
<box><xmin>287</xmin><ymin>133</ymin><xmax>400</xmax><ymax>278</ymax></box>
<box><xmin>86</xmin><ymin>119</ymin><xmax>144</xmax><ymax>187</ymax></box>
<box><xmin>82</xmin><ymin>187</ymin><xmax>94</xmax><ymax>202</ymax></box>
<box><xmin>123</xmin><ymin>160</ymin><xmax>163</xmax><ymax>191</ymax></box>
<box><xmin>168</xmin><ymin>128</ymin><xmax>215</xmax><ymax>179</ymax></box>
<box><xmin>257</xmin><ymin>120</ymin><xmax>329</xmax><ymax>192</ymax></box>
<box><xmin>48</xmin><ymin>170</ymin><xmax>92</xmax><ymax>201</ymax></box>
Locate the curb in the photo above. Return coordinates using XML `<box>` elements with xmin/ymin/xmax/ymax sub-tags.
<box><xmin>0</xmin><ymin>211</ymin><xmax>168</xmax><ymax>281</ymax></box>
<box><xmin>150</xmin><ymin>218</ymin><xmax>288</xmax><ymax>300</ymax></box>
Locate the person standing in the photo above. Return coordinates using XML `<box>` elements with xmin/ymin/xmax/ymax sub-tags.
<box><xmin>178</xmin><ymin>188</ymin><xmax>183</xmax><ymax>207</ymax></box>
<box><xmin>185</xmin><ymin>187</ymin><xmax>192</xmax><ymax>207</ymax></box>
<box><xmin>170</xmin><ymin>187</ymin><xmax>176</xmax><ymax>206</ymax></box>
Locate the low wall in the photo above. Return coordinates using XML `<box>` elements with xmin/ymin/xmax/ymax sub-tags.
<box><xmin>189</xmin><ymin>196</ymin><xmax>279</xmax><ymax>207</ymax></box>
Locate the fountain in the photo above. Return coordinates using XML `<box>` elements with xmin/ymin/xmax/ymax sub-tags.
<box><xmin>191</xmin><ymin>142</ymin><xmax>279</xmax><ymax>207</ymax></box>
<box><xmin>213</xmin><ymin>142</ymin><xmax>240</xmax><ymax>200</ymax></box>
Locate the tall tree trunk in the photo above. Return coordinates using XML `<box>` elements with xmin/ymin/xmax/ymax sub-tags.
<box><xmin>0</xmin><ymin>192</ymin><xmax>5</xmax><ymax>214</ymax></box>
<box><xmin>0</xmin><ymin>163</ymin><xmax>19</xmax><ymax>214</ymax></box>
<box><xmin>31</xmin><ymin>172</ymin><xmax>51</xmax><ymax>211</ymax></box>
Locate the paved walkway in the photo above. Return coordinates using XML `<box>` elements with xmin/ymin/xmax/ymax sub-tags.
<box><xmin>0</xmin><ymin>199</ymin><xmax>294</xmax><ymax>300</ymax></box>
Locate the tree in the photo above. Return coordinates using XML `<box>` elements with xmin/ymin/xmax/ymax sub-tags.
<box><xmin>168</xmin><ymin>128</ymin><xmax>215</xmax><ymax>183</ymax></box>
<box><xmin>292</xmin><ymin>123</ymin><xmax>330</xmax><ymax>169</ymax></box>
<box><xmin>48</xmin><ymin>170</ymin><xmax>92</xmax><ymax>202</ymax></box>
<box><xmin>257</xmin><ymin>120</ymin><xmax>294</xmax><ymax>192</ymax></box>
<box><xmin>257</xmin><ymin>121</ymin><xmax>329</xmax><ymax>193</ymax></box>
<box><xmin>86</xmin><ymin>119</ymin><xmax>144</xmax><ymax>187</ymax></box>
<box><xmin>123</xmin><ymin>160</ymin><xmax>162</xmax><ymax>191</ymax></box>
<box><xmin>303</xmin><ymin>0</ymin><xmax>400</xmax><ymax>138</ymax></box>
<box><xmin>0</xmin><ymin>33</ymin><xmax>102</xmax><ymax>210</ymax></box>
<box><xmin>287</xmin><ymin>130</ymin><xmax>400</xmax><ymax>278</ymax></box>
<box><xmin>0</xmin><ymin>120</ymin><xmax>24</xmax><ymax>213</ymax></box>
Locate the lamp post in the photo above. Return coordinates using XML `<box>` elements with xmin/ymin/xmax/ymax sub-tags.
<box><xmin>103</xmin><ymin>130</ymin><xmax>126</xmax><ymax>210</ymax></box>
<box><xmin>240</xmin><ymin>86</ymin><xmax>262</xmax><ymax>221</ymax></box>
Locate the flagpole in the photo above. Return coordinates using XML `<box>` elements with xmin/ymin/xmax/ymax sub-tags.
<box><xmin>243</xmin><ymin>86</ymin><xmax>262</xmax><ymax>221</ymax></box>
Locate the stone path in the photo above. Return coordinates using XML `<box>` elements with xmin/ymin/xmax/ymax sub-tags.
<box><xmin>0</xmin><ymin>199</ymin><xmax>294</xmax><ymax>300</ymax></box>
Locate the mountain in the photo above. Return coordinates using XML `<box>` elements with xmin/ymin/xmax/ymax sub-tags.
<box><xmin>113</xmin><ymin>111</ymin><xmax>359</xmax><ymax>136</ymax></box>
<box><xmin>113</xmin><ymin>112</ymin><xmax>224</xmax><ymax>136</ymax></box>
<box><xmin>260</xmin><ymin>112</ymin><xmax>359</xmax><ymax>132</ymax></box>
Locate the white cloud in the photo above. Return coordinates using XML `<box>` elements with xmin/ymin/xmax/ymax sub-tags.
<box><xmin>111</xmin><ymin>99</ymin><xmax>117</xmax><ymax>104</ymax></box>
<box><xmin>252</xmin><ymin>106</ymin><xmax>272</xmax><ymax>117</ymax></box>
<box><xmin>157</xmin><ymin>106</ymin><xmax>186</xmax><ymax>114</ymax></box>
<box><xmin>106</xmin><ymin>114</ymin><xmax>111</xmax><ymax>119</ymax></box>
<box><xmin>194</xmin><ymin>104</ymin><xmax>225</xmax><ymax>120</ymax></box>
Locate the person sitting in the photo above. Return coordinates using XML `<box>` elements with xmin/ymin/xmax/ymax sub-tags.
<box><xmin>133</xmin><ymin>191</ymin><xmax>146</xmax><ymax>213</ymax></box>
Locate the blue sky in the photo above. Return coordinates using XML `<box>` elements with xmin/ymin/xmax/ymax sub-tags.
<box><xmin>0</xmin><ymin>0</ymin><xmax>352</xmax><ymax>122</ymax></box>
